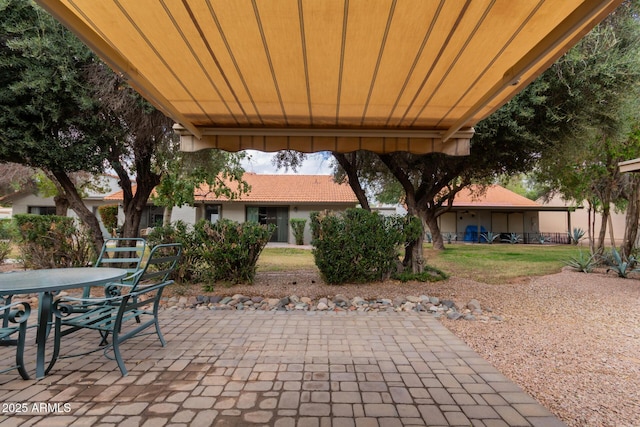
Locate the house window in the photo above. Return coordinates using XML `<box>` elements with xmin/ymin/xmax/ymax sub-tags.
<box><xmin>205</xmin><ymin>205</ymin><xmax>221</xmax><ymax>223</ymax></box>
<box><xmin>145</xmin><ymin>206</ymin><xmax>164</xmax><ymax>228</ymax></box>
<box><xmin>28</xmin><ymin>206</ymin><xmax>57</xmax><ymax>216</ymax></box>
<box><xmin>246</xmin><ymin>206</ymin><xmax>288</xmax><ymax>242</ymax></box>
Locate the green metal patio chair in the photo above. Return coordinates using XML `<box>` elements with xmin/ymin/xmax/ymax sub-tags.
<box><xmin>84</xmin><ymin>237</ymin><xmax>148</xmax><ymax>298</ymax></box>
<box><xmin>49</xmin><ymin>243</ymin><xmax>182</xmax><ymax>376</ymax></box>
<box><xmin>0</xmin><ymin>300</ymin><xmax>31</xmax><ymax>379</ymax></box>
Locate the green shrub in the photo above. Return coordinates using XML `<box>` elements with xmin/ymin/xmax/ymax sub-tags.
<box><xmin>13</xmin><ymin>214</ymin><xmax>94</xmax><ymax>268</ymax></box>
<box><xmin>310</xmin><ymin>209</ymin><xmax>407</xmax><ymax>284</ymax></box>
<box><xmin>480</xmin><ymin>232</ymin><xmax>499</xmax><ymax>244</ymax></box>
<box><xmin>502</xmin><ymin>233</ymin><xmax>522</xmax><ymax>244</ymax></box>
<box><xmin>147</xmin><ymin>219</ymin><xmax>274</xmax><ymax>285</ymax></box>
<box><xmin>147</xmin><ymin>220</ymin><xmax>201</xmax><ymax>284</ymax></box>
<box><xmin>0</xmin><ymin>218</ymin><xmax>14</xmax><ymax>240</ymax></box>
<box><xmin>98</xmin><ymin>205</ymin><xmax>118</xmax><ymax>235</ymax></box>
<box><xmin>0</xmin><ymin>240</ymin><xmax>11</xmax><ymax>264</ymax></box>
<box><xmin>535</xmin><ymin>234</ymin><xmax>552</xmax><ymax>244</ymax></box>
<box><xmin>444</xmin><ymin>232</ymin><xmax>457</xmax><ymax>244</ymax></box>
<box><xmin>604</xmin><ymin>247</ymin><xmax>638</xmax><ymax>278</ymax></box>
<box><xmin>198</xmin><ymin>219</ymin><xmax>275</xmax><ymax>284</ymax></box>
<box><xmin>290</xmin><ymin>218</ymin><xmax>307</xmax><ymax>245</ymax></box>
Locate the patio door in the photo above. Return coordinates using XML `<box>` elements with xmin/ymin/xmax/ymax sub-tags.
<box><xmin>247</xmin><ymin>206</ymin><xmax>289</xmax><ymax>242</ymax></box>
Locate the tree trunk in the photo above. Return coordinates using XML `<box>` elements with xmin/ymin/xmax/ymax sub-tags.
<box><xmin>333</xmin><ymin>152</ymin><xmax>370</xmax><ymax>211</ymax></box>
<box><xmin>403</xmin><ymin>231</ymin><xmax>425</xmax><ymax>273</ymax></box>
<box><xmin>163</xmin><ymin>205</ymin><xmax>173</xmax><ymax>226</ymax></box>
<box><xmin>111</xmin><ymin>151</ymin><xmax>161</xmax><ymax>240</ymax></box>
<box><xmin>588</xmin><ymin>204</ymin><xmax>595</xmax><ymax>253</ymax></box>
<box><xmin>622</xmin><ymin>176</ymin><xmax>640</xmax><ymax>257</ymax></box>
<box><xmin>608</xmin><ymin>215</ymin><xmax>616</xmax><ymax>250</ymax></box>
<box><xmin>50</xmin><ymin>170</ymin><xmax>104</xmax><ymax>256</ymax></box>
<box><xmin>43</xmin><ymin>170</ymin><xmax>69</xmax><ymax>216</ymax></box>
<box><xmin>121</xmin><ymin>195</ymin><xmax>147</xmax><ymax>239</ymax></box>
<box><xmin>426</xmin><ymin>213</ymin><xmax>445</xmax><ymax>250</ymax></box>
<box><xmin>597</xmin><ymin>206</ymin><xmax>609</xmax><ymax>253</ymax></box>
<box><xmin>53</xmin><ymin>194</ymin><xmax>69</xmax><ymax>216</ymax></box>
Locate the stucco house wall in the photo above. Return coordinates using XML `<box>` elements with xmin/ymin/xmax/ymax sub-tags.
<box><xmin>538</xmin><ymin>193</ymin><xmax>627</xmax><ymax>245</ymax></box>
<box><xmin>106</xmin><ymin>174</ymin><xmax>359</xmax><ymax>245</ymax></box>
<box><xmin>434</xmin><ymin>185</ymin><xmax>574</xmax><ymax>243</ymax></box>
<box><xmin>189</xmin><ymin>202</ymin><xmax>357</xmax><ymax>245</ymax></box>
<box><xmin>5</xmin><ymin>175</ymin><xmax>121</xmax><ymax>237</ymax></box>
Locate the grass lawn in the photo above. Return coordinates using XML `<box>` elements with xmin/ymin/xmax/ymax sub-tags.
<box><xmin>257</xmin><ymin>244</ymin><xmax>585</xmax><ymax>284</ymax></box>
<box><xmin>256</xmin><ymin>247</ymin><xmax>316</xmax><ymax>271</ymax></box>
<box><xmin>424</xmin><ymin>243</ymin><xmax>583</xmax><ymax>284</ymax></box>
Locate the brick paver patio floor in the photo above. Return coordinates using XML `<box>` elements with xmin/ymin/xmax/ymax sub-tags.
<box><xmin>0</xmin><ymin>310</ymin><xmax>566</xmax><ymax>426</ymax></box>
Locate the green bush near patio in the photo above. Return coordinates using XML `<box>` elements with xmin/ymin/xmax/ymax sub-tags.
<box><xmin>148</xmin><ymin>219</ymin><xmax>274</xmax><ymax>285</ymax></box>
<box><xmin>0</xmin><ymin>218</ymin><xmax>14</xmax><ymax>240</ymax></box>
<box><xmin>0</xmin><ymin>240</ymin><xmax>10</xmax><ymax>264</ymax></box>
<box><xmin>12</xmin><ymin>214</ymin><xmax>94</xmax><ymax>269</ymax></box>
<box><xmin>147</xmin><ymin>220</ymin><xmax>201</xmax><ymax>284</ymax></box>
<box><xmin>310</xmin><ymin>209</ymin><xmax>408</xmax><ymax>284</ymax></box>
<box><xmin>198</xmin><ymin>219</ymin><xmax>275</xmax><ymax>285</ymax></box>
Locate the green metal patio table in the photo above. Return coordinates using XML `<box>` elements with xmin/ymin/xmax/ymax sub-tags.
<box><xmin>0</xmin><ymin>267</ymin><xmax>127</xmax><ymax>379</ymax></box>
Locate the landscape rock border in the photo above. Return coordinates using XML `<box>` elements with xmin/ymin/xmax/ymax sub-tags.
<box><xmin>162</xmin><ymin>293</ymin><xmax>505</xmax><ymax>322</ymax></box>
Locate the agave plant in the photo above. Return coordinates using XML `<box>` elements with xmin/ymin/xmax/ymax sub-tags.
<box><xmin>605</xmin><ymin>247</ymin><xmax>638</xmax><ymax>278</ymax></box>
<box><xmin>565</xmin><ymin>250</ymin><xmax>597</xmax><ymax>273</ymax></box>
<box><xmin>425</xmin><ymin>231</ymin><xmax>432</xmax><ymax>243</ymax></box>
<box><xmin>536</xmin><ymin>234</ymin><xmax>552</xmax><ymax>244</ymax></box>
<box><xmin>501</xmin><ymin>233</ymin><xmax>522</xmax><ymax>244</ymax></box>
<box><xmin>480</xmin><ymin>232</ymin><xmax>500</xmax><ymax>244</ymax></box>
<box><xmin>443</xmin><ymin>232</ymin><xmax>457</xmax><ymax>244</ymax></box>
<box><xmin>568</xmin><ymin>227</ymin><xmax>586</xmax><ymax>245</ymax></box>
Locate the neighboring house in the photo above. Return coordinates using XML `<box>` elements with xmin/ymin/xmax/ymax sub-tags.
<box><xmin>437</xmin><ymin>185</ymin><xmax>576</xmax><ymax>243</ymax></box>
<box><xmin>0</xmin><ymin>175</ymin><xmax>122</xmax><ymax>237</ymax></box>
<box><xmin>104</xmin><ymin>173</ymin><xmax>359</xmax><ymax>245</ymax></box>
<box><xmin>538</xmin><ymin>193</ymin><xmax>628</xmax><ymax>246</ymax></box>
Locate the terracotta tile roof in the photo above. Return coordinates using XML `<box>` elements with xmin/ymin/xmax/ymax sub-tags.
<box><xmin>105</xmin><ymin>173</ymin><xmax>358</xmax><ymax>204</ymax></box>
<box><xmin>198</xmin><ymin>173</ymin><xmax>357</xmax><ymax>203</ymax></box>
<box><xmin>453</xmin><ymin>185</ymin><xmax>540</xmax><ymax>208</ymax></box>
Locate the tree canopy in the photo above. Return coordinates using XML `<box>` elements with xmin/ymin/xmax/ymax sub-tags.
<box><xmin>0</xmin><ymin>0</ymin><xmax>116</xmax><ymax>172</ymax></box>
<box><xmin>0</xmin><ymin>0</ymin><xmax>247</xmax><ymax>253</ymax></box>
<box><xmin>532</xmin><ymin>0</ymin><xmax>640</xmax><ymax>252</ymax></box>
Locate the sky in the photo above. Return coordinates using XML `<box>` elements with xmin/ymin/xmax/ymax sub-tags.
<box><xmin>240</xmin><ymin>150</ymin><xmax>334</xmax><ymax>175</ymax></box>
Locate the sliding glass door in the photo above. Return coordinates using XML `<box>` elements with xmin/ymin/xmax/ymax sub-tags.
<box><xmin>246</xmin><ymin>206</ymin><xmax>289</xmax><ymax>242</ymax></box>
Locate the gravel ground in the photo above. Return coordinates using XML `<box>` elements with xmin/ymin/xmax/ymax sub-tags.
<box><xmin>202</xmin><ymin>267</ymin><xmax>640</xmax><ymax>427</ymax></box>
